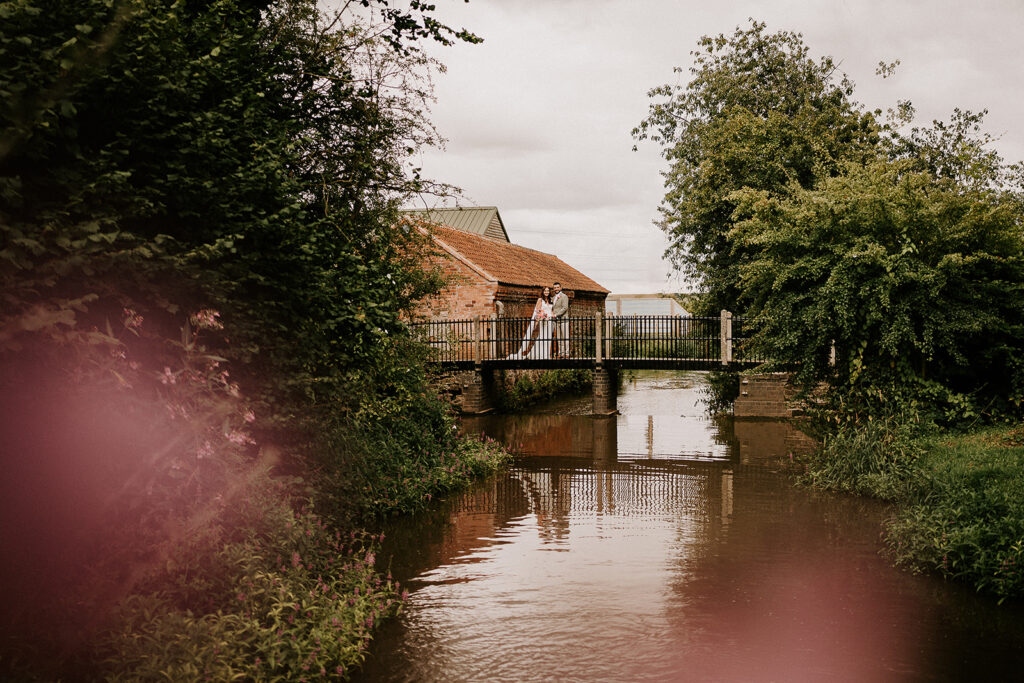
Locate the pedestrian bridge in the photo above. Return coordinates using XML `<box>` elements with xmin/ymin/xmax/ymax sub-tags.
<box><xmin>410</xmin><ymin>312</ymin><xmax>769</xmax><ymax>415</ymax></box>
<box><xmin>411</xmin><ymin>312</ymin><xmax>764</xmax><ymax>371</ymax></box>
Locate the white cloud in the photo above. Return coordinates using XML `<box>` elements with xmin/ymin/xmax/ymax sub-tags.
<box><xmin>407</xmin><ymin>0</ymin><xmax>1024</xmax><ymax>294</ymax></box>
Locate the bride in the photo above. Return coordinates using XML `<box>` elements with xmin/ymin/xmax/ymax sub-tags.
<box><xmin>508</xmin><ymin>287</ymin><xmax>553</xmax><ymax>359</ymax></box>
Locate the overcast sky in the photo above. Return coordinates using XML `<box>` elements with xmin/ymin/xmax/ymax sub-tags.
<box><xmin>401</xmin><ymin>0</ymin><xmax>1024</xmax><ymax>294</ymax></box>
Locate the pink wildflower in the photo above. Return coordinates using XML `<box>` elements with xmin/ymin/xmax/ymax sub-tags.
<box><xmin>160</xmin><ymin>366</ymin><xmax>176</xmax><ymax>385</ymax></box>
<box><xmin>123</xmin><ymin>308</ymin><xmax>143</xmax><ymax>330</ymax></box>
<box><xmin>227</xmin><ymin>430</ymin><xmax>255</xmax><ymax>446</ymax></box>
<box><xmin>190</xmin><ymin>309</ymin><xmax>223</xmax><ymax>330</ymax></box>
<box><xmin>243</xmin><ymin>409</ymin><xmax>256</xmax><ymax>423</ymax></box>
<box><xmin>196</xmin><ymin>441</ymin><xmax>213</xmax><ymax>460</ymax></box>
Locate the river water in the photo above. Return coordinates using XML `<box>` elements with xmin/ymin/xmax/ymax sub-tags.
<box><xmin>356</xmin><ymin>371</ymin><xmax>1024</xmax><ymax>682</ymax></box>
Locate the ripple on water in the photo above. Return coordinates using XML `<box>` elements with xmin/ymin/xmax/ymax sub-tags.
<box><xmin>356</xmin><ymin>371</ymin><xmax>1024</xmax><ymax>682</ymax></box>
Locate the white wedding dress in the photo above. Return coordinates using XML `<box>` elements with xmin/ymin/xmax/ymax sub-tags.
<box><xmin>509</xmin><ymin>300</ymin><xmax>553</xmax><ymax>359</ymax></box>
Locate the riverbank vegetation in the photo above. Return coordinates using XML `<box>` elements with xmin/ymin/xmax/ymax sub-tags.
<box><xmin>807</xmin><ymin>421</ymin><xmax>1024</xmax><ymax>601</ymax></box>
<box><xmin>498</xmin><ymin>368</ymin><xmax>593</xmax><ymax>412</ymax></box>
<box><xmin>0</xmin><ymin>0</ymin><xmax>506</xmax><ymax>678</ymax></box>
<box><xmin>638</xmin><ymin>21</ymin><xmax>1023</xmax><ymax>599</ymax></box>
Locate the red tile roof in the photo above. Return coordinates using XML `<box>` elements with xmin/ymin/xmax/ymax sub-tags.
<box><xmin>428</xmin><ymin>224</ymin><xmax>609</xmax><ymax>294</ymax></box>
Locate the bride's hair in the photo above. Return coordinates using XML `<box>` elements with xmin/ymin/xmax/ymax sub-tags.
<box><xmin>539</xmin><ymin>286</ymin><xmax>551</xmax><ymax>303</ymax></box>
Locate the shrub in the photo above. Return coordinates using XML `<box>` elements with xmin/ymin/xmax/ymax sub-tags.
<box><xmin>501</xmin><ymin>368</ymin><xmax>592</xmax><ymax>411</ymax></box>
<box><xmin>316</xmin><ymin>398</ymin><xmax>512</xmax><ymax>522</ymax></box>
<box><xmin>700</xmin><ymin>370</ymin><xmax>740</xmax><ymax>415</ymax></box>
<box><xmin>100</xmin><ymin>498</ymin><xmax>401</xmax><ymax>681</ymax></box>
<box><xmin>803</xmin><ymin>416</ymin><xmax>925</xmax><ymax>500</ymax></box>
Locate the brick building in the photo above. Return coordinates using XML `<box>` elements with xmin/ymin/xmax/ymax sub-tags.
<box><xmin>402</xmin><ymin>207</ymin><xmax>609</xmax><ymax>321</ymax></box>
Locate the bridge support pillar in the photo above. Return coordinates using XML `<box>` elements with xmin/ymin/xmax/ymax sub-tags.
<box><xmin>734</xmin><ymin>373</ymin><xmax>793</xmax><ymax>418</ymax></box>
<box><xmin>592</xmin><ymin>366</ymin><xmax>617</xmax><ymax>415</ymax></box>
<box><xmin>461</xmin><ymin>367</ymin><xmax>496</xmax><ymax>415</ymax></box>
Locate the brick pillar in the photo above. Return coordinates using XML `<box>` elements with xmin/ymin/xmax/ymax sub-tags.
<box><xmin>733</xmin><ymin>373</ymin><xmax>792</xmax><ymax>418</ymax></box>
<box><xmin>592</xmin><ymin>366</ymin><xmax>617</xmax><ymax>415</ymax></box>
<box><xmin>461</xmin><ymin>368</ymin><xmax>496</xmax><ymax>415</ymax></box>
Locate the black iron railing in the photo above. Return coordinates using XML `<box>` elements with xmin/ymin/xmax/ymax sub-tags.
<box><xmin>409</xmin><ymin>312</ymin><xmax>765</xmax><ymax>366</ymax></box>
<box><xmin>604</xmin><ymin>315</ymin><xmax>721</xmax><ymax>361</ymax></box>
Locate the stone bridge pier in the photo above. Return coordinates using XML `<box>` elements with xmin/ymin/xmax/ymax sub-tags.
<box><xmin>733</xmin><ymin>373</ymin><xmax>794</xmax><ymax>418</ymax></box>
<box><xmin>461</xmin><ymin>367</ymin><xmax>496</xmax><ymax>415</ymax></box>
<box><xmin>592</xmin><ymin>366</ymin><xmax>617</xmax><ymax>415</ymax></box>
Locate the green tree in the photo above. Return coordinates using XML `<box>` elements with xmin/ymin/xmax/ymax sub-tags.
<box><xmin>633</xmin><ymin>20</ymin><xmax>878</xmax><ymax>313</ymax></box>
<box><xmin>0</xmin><ymin>1</ymin><xmax>494</xmax><ymax>675</ymax></box>
<box><xmin>730</xmin><ymin>155</ymin><xmax>1024</xmax><ymax>421</ymax></box>
<box><xmin>0</xmin><ymin>0</ymin><xmax>469</xmax><ymax>424</ymax></box>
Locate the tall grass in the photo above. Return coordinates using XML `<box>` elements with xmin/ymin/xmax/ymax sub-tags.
<box><xmin>803</xmin><ymin>417</ymin><xmax>926</xmax><ymax>501</ymax></box>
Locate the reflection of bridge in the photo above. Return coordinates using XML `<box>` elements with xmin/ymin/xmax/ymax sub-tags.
<box><xmin>412</xmin><ymin>312</ymin><xmax>766</xmax><ymax>414</ymax></box>
<box><xmin>438</xmin><ymin>414</ymin><xmax>812</xmax><ymax>556</ymax></box>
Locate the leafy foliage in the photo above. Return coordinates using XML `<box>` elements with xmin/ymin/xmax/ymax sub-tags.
<box><xmin>700</xmin><ymin>369</ymin><xmax>741</xmax><ymax>415</ymax></box>
<box><xmin>101</xmin><ymin>508</ymin><xmax>402</xmax><ymax>681</ymax></box>
<box><xmin>730</xmin><ymin>158</ymin><xmax>1024</xmax><ymax>421</ymax></box>
<box><xmin>637</xmin><ymin>19</ymin><xmax>1024</xmax><ymax>423</ymax></box>
<box><xmin>1</xmin><ymin>0</ymin><xmax>505</xmax><ymax>678</ymax></box>
<box><xmin>0</xmin><ymin>0</ymin><xmax>456</xmax><ymax>426</ymax></box>
<box><xmin>634</xmin><ymin>20</ymin><xmax>878</xmax><ymax>313</ymax></box>
<box><xmin>500</xmin><ymin>368</ymin><xmax>593</xmax><ymax>412</ymax></box>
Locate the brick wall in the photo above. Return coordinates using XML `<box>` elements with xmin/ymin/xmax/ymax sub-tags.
<box><xmin>494</xmin><ymin>286</ymin><xmax>607</xmax><ymax>320</ymax></box>
<box><xmin>416</xmin><ymin>253</ymin><xmax>499</xmax><ymax>320</ymax></box>
<box><xmin>569</xmin><ymin>295</ymin><xmax>605</xmax><ymax>319</ymax></box>
<box><xmin>733</xmin><ymin>373</ymin><xmax>793</xmax><ymax>418</ymax></box>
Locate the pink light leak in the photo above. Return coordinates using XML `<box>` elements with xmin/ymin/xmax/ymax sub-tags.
<box><xmin>666</xmin><ymin>551</ymin><xmax>930</xmax><ymax>681</ymax></box>
<box><xmin>0</xmin><ymin>360</ymin><xmax>206</xmax><ymax>644</ymax></box>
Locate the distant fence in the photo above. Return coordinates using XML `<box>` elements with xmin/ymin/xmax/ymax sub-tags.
<box><xmin>409</xmin><ymin>312</ymin><xmax>765</xmax><ymax>367</ymax></box>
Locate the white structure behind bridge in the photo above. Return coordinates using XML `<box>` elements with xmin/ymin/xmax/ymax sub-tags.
<box><xmin>606</xmin><ymin>294</ymin><xmax>690</xmax><ymax>317</ymax></box>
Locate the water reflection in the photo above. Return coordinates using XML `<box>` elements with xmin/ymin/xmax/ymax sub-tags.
<box><xmin>357</xmin><ymin>372</ymin><xmax>1024</xmax><ymax>682</ymax></box>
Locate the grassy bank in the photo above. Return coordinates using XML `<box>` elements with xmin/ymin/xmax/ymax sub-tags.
<box><xmin>805</xmin><ymin>421</ymin><xmax>1024</xmax><ymax>601</ymax></box>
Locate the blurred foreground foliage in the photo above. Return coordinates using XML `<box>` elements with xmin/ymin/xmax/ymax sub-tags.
<box><xmin>0</xmin><ymin>0</ymin><xmax>506</xmax><ymax>678</ymax></box>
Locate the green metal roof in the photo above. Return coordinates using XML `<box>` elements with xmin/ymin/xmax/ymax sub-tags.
<box><xmin>400</xmin><ymin>206</ymin><xmax>509</xmax><ymax>242</ymax></box>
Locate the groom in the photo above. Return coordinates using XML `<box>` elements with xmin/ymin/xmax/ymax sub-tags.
<box><xmin>551</xmin><ymin>281</ymin><xmax>570</xmax><ymax>358</ymax></box>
